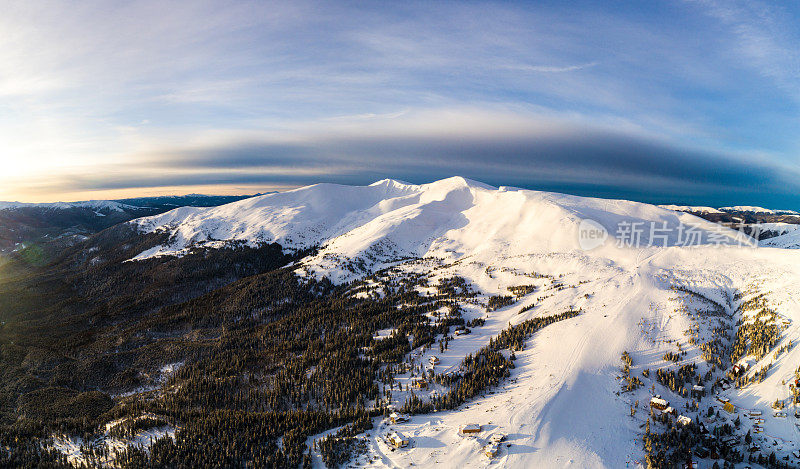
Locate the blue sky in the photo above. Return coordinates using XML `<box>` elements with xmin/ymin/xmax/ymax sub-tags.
<box><xmin>2</xmin><ymin>0</ymin><xmax>799</xmax><ymax>208</ymax></box>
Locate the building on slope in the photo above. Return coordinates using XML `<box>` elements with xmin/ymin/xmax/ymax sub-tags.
<box><xmin>484</xmin><ymin>442</ymin><xmax>500</xmax><ymax>459</ymax></box>
<box><xmin>460</xmin><ymin>424</ymin><xmax>481</xmax><ymax>435</ymax></box>
<box><xmin>387</xmin><ymin>431</ymin><xmax>409</xmax><ymax>448</ymax></box>
<box><xmin>650</xmin><ymin>396</ymin><xmax>669</xmax><ymax>411</ymax></box>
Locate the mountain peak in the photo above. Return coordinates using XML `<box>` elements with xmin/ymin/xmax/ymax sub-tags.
<box><xmin>369</xmin><ymin>178</ymin><xmax>415</xmax><ymax>187</ymax></box>
<box><xmin>129</xmin><ymin>176</ymin><xmax>752</xmax><ymax>272</ymax></box>
<box><xmin>423</xmin><ymin>176</ymin><xmax>496</xmax><ymax>191</ymax></box>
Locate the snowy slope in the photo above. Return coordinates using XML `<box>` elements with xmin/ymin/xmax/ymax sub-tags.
<box><xmin>658</xmin><ymin>204</ymin><xmax>723</xmax><ymax>214</ymax></box>
<box><xmin>719</xmin><ymin>205</ymin><xmax>799</xmax><ymax>215</ymax></box>
<box><xmin>335</xmin><ymin>246</ymin><xmax>800</xmax><ymax>469</ymax></box>
<box><xmin>129</xmin><ymin>177</ymin><xmax>800</xmax><ymax>468</ymax></box>
<box><xmin>761</xmin><ymin>226</ymin><xmax>800</xmax><ymax>249</ymax></box>
<box><xmin>131</xmin><ymin>179</ymin><xmax>422</xmax><ymax>259</ymax></box>
<box><xmin>130</xmin><ymin>177</ymin><xmax>749</xmax><ymax>266</ymax></box>
<box><xmin>0</xmin><ymin>200</ymin><xmax>138</xmax><ymax>212</ymax></box>
<box><xmin>751</xmin><ymin>222</ymin><xmax>800</xmax><ymax>234</ymax></box>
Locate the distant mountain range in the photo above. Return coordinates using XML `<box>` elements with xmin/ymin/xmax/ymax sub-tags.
<box><xmin>658</xmin><ymin>204</ymin><xmax>798</xmax><ymax>215</ymax></box>
<box><xmin>657</xmin><ymin>202</ymin><xmax>800</xmax><ymax>247</ymax></box>
<box><xmin>0</xmin><ymin>194</ymin><xmax>264</xmax><ymax>253</ymax></box>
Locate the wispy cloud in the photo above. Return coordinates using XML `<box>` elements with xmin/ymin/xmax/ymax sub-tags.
<box><xmin>688</xmin><ymin>0</ymin><xmax>800</xmax><ymax>99</ymax></box>
<box><xmin>0</xmin><ymin>0</ymin><xmax>799</xmax><ymax>207</ymax></box>
<box><xmin>8</xmin><ymin>108</ymin><xmax>797</xmax><ymax>207</ymax></box>
<box><xmin>503</xmin><ymin>62</ymin><xmax>599</xmax><ymax>73</ymax></box>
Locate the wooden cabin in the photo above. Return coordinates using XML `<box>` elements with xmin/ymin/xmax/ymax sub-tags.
<box><xmin>650</xmin><ymin>397</ymin><xmax>669</xmax><ymax>411</ymax></box>
<box><xmin>389</xmin><ymin>412</ymin><xmax>409</xmax><ymax>424</ymax></box>
<box><xmin>460</xmin><ymin>423</ymin><xmax>481</xmax><ymax>434</ymax></box>
<box><xmin>484</xmin><ymin>442</ymin><xmax>500</xmax><ymax>459</ymax></box>
<box><xmin>388</xmin><ymin>431</ymin><xmax>409</xmax><ymax>448</ymax></box>
<box><xmin>723</xmin><ymin>402</ymin><xmax>735</xmax><ymax>414</ymax></box>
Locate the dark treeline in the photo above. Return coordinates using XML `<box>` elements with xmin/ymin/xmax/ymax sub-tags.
<box><xmin>3</xmin><ymin>226</ymin><xmax>562</xmax><ymax>468</ymax></box>
<box><xmin>405</xmin><ymin>309</ymin><xmax>580</xmax><ymax>414</ymax></box>
<box><xmin>0</xmin><ymin>212</ymin><xmax>583</xmax><ymax>469</ymax></box>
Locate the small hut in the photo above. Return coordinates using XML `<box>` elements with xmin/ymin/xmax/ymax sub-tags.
<box><xmin>484</xmin><ymin>442</ymin><xmax>500</xmax><ymax>458</ymax></box>
<box><xmin>460</xmin><ymin>423</ymin><xmax>481</xmax><ymax>435</ymax></box>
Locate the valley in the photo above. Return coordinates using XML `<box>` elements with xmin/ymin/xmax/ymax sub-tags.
<box><xmin>1</xmin><ymin>178</ymin><xmax>799</xmax><ymax>468</ymax></box>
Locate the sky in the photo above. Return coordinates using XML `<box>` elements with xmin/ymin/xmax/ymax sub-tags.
<box><xmin>1</xmin><ymin>0</ymin><xmax>799</xmax><ymax>208</ymax></box>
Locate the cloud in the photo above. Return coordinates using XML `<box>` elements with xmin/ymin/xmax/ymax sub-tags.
<box><xmin>689</xmin><ymin>0</ymin><xmax>800</xmax><ymax>100</ymax></box>
<box><xmin>503</xmin><ymin>62</ymin><xmax>599</xmax><ymax>73</ymax></box>
<box><xmin>1</xmin><ymin>1</ymin><xmax>799</xmax><ymax>207</ymax></box>
<box><xmin>16</xmin><ymin>109</ymin><xmax>795</xmax><ymax>208</ymax></box>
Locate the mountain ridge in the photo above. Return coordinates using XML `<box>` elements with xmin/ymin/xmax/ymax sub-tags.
<box><xmin>3</xmin><ymin>178</ymin><xmax>800</xmax><ymax>468</ymax></box>
<box><xmin>129</xmin><ymin>177</ymin><xmax>756</xmax><ymax>276</ymax></box>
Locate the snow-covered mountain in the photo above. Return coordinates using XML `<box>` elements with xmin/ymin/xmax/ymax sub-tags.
<box><xmin>0</xmin><ymin>199</ymin><xmax>137</xmax><ymax>212</ymax></box>
<box><xmin>719</xmin><ymin>205</ymin><xmax>799</xmax><ymax>215</ymax></box>
<box><xmin>118</xmin><ymin>179</ymin><xmax>800</xmax><ymax>467</ymax></box>
<box><xmin>658</xmin><ymin>204</ymin><xmax>723</xmax><ymax>214</ymax></box>
<box><xmin>0</xmin><ymin>194</ymin><xmax>258</xmax><ymax>213</ymax></box>
<box><xmin>0</xmin><ymin>194</ymin><xmax>258</xmax><ymax>253</ymax></box>
<box><xmin>760</xmin><ymin>224</ymin><xmax>800</xmax><ymax>249</ymax></box>
<box><xmin>131</xmin><ymin>177</ymin><xmax>751</xmax><ymax>268</ymax></box>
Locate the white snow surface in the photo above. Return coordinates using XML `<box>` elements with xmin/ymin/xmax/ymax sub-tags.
<box><xmin>130</xmin><ymin>177</ymin><xmax>750</xmax><ymax>265</ymax></box>
<box><xmin>129</xmin><ymin>177</ymin><xmax>800</xmax><ymax>468</ymax></box>
<box><xmin>0</xmin><ymin>199</ymin><xmax>137</xmax><ymax>212</ymax></box>
<box><xmin>719</xmin><ymin>205</ymin><xmax>798</xmax><ymax>215</ymax></box>
<box><xmin>303</xmin><ymin>242</ymin><xmax>800</xmax><ymax>469</ymax></box>
<box><xmin>658</xmin><ymin>204</ymin><xmax>723</xmax><ymax>214</ymax></box>
<box><xmin>751</xmin><ymin>222</ymin><xmax>800</xmax><ymax>234</ymax></box>
<box><xmin>761</xmin><ymin>226</ymin><xmax>800</xmax><ymax>249</ymax></box>
<box><xmin>51</xmin><ymin>415</ymin><xmax>175</xmax><ymax>468</ymax></box>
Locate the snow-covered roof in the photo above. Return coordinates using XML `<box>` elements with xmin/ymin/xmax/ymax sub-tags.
<box><xmin>389</xmin><ymin>431</ymin><xmax>407</xmax><ymax>439</ymax></box>
<box><xmin>650</xmin><ymin>397</ymin><xmax>668</xmax><ymax>407</ymax></box>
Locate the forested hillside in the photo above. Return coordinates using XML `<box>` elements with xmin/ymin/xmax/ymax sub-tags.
<box><xmin>3</xmin><ymin>179</ymin><xmax>800</xmax><ymax>469</ymax></box>
<box><xmin>0</xmin><ymin>224</ymin><xmax>574</xmax><ymax>467</ymax></box>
